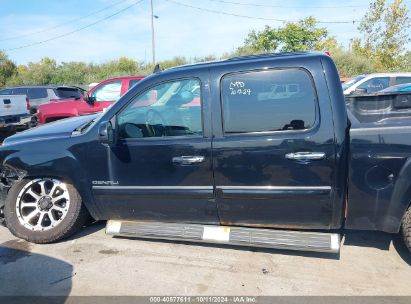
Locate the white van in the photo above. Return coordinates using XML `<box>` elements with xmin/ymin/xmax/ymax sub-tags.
<box><xmin>342</xmin><ymin>73</ymin><xmax>411</xmax><ymax>95</ymax></box>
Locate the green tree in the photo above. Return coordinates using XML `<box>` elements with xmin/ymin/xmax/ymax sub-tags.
<box><xmin>238</xmin><ymin>17</ymin><xmax>330</xmax><ymax>53</ymax></box>
<box><xmin>10</xmin><ymin>57</ymin><xmax>58</xmax><ymax>85</ymax></box>
<box><xmin>353</xmin><ymin>0</ymin><xmax>410</xmax><ymax>71</ymax></box>
<box><xmin>332</xmin><ymin>50</ymin><xmax>376</xmax><ymax>77</ymax></box>
<box><xmin>0</xmin><ymin>51</ymin><xmax>17</xmax><ymax>87</ymax></box>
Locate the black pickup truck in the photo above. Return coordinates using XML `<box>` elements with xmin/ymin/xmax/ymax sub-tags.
<box><xmin>1</xmin><ymin>52</ymin><xmax>411</xmax><ymax>254</ymax></box>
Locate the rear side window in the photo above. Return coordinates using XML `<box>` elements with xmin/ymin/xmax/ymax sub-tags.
<box><xmin>12</xmin><ymin>88</ymin><xmax>28</xmax><ymax>95</ymax></box>
<box><xmin>27</xmin><ymin>88</ymin><xmax>48</xmax><ymax>99</ymax></box>
<box><xmin>221</xmin><ymin>69</ymin><xmax>317</xmax><ymax>134</ymax></box>
<box><xmin>54</xmin><ymin>87</ymin><xmax>83</xmax><ymax>99</ymax></box>
<box><xmin>395</xmin><ymin>77</ymin><xmax>411</xmax><ymax>85</ymax></box>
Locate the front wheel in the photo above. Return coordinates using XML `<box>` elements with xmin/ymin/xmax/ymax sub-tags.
<box><xmin>401</xmin><ymin>205</ymin><xmax>411</xmax><ymax>253</ymax></box>
<box><xmin>4</xmin><ymin>178</ymin><xmax>89</xmax><ymax>243</ymax></box>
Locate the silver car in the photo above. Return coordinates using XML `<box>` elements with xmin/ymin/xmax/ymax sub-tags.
<box><xmin>0</xmin><ymin>85</ymin><xmax>85</xmax><ymax>112</ymax></box>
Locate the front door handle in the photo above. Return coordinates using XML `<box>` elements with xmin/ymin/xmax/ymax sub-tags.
<box><xmin>285</xmin><ymin>152</ymin><xmax>326</xmax><ymax>161</ymax></box>
<box><xmin>172</xmin><ymin>156</ymin><xmax>205</xmax><ymax>165</ymax></box>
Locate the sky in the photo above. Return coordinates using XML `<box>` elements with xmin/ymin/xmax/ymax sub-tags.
<box><xmin>0</xmin><ymin>0</ymin><xmax>407</xmax><ymax>65</ymax></box>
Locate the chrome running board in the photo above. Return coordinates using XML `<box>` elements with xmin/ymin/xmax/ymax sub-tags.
<box><xmin>106</xmin><ymin>220</ymin><xmax>340</xmax><ymax>253</ymax></box>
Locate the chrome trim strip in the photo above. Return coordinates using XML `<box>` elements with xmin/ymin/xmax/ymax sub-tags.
<box><xmin>93</xmin><ymin>185</ymin><xmax>331</xmax><ymax>191</ymax></box>
<box><xmin>217</xmin><ymin>186</ymin><xmax>331</xmax><ymax>191</ymax></box>
<box><xmin>92</xmin><ymin>185</ymin><xmax>213</xmax><ymax>190</ymax></box>
<box><xmin>351</xmin><ymin>125</ymin><xmax>411</xmax><ymax>135</ymax></box>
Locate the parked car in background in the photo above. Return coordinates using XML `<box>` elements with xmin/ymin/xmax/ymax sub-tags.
<box><xmin>0</xmin><ymin>85</ymin><xmax>85</xmax><ymax>112</ymax></box>
<box><xmin>0</xmin><ymin>94</ymin><xmax>30</xmax><ymax>131</ymax></box>
<box><xmin>342</xmin><ymin>73</ymin><xmax>411</xmax><ymax>95</ymax></box>
<box><xmin>36</xmin><ymin>76</ymin><xmax>144</xmax><ymax>124</ymax></box>
<box><xmin>380</xmin><ymin>82</ymin><xmax>411</xmax><ymax>93</ymax></box>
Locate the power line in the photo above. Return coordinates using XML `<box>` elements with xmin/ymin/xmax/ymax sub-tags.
<box><xmin>0</xmin><ymin>0</ymin><xmax>130</xmax><ymax>42</ymax></box>
<box><xmin>165</xmin><ymin>0</ymin><xmax>360</xmax><ymax>24</ymax></box>
<box><xmin>204</xmin><ymin>0</ymin><xmax>365</xmax><ymax>9</ymax></box>
<box><xmin>5</xmin><ymin>0</ymin><xmax>145</xmax><ymax>52</ymax></box>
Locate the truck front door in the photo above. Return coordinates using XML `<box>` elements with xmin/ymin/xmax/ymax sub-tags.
<box><xmin>211</xmin><ymin>64</ymin><xmax>338</xmax><ymax>229</ymax></box>
<box><xmin>90</xmin><ymin>75</ymin><xmax>218</xmax><ymax>224</ymax></box>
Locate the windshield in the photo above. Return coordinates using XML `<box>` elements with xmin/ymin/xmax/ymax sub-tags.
<box><xmin>342</xmin><ymin>75</ymin><xmax>366</xmax><ymax>90</ymax></box>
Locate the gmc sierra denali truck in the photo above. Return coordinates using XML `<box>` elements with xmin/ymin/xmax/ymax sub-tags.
<box><xmin>1</xmin><ymin>52</ymin><xmax>411</xmax><ymax>255</ymax></box>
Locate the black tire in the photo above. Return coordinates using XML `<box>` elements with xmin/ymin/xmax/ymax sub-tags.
<box><xmin>4</xmin><ymin>178</ymin><xmax>89</xmax><ymax>244</ymax></box>
<box><xmin>401</xmin><ymin>206</ymin><xmax>411</xmax><ymax>253</ymax></box>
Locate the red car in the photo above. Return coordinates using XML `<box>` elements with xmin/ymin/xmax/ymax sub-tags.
<box><xmin>36</xmin><ymin>76</ymin><xmax>144</xmax><ymax>124</ymax></box>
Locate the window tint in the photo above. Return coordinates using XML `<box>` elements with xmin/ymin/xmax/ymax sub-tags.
<box><xmin>358</xmin><ymin>77</ymin><xmax>390</xmax><ymax>93</ymax></box>
<box><xmin>395</xmin><ymin>77</ymin><xmax>411</xmax><ymax>85</ymax></box>
<box><xmin>118</xmin><ymin>79</ymin><xmax>202</xmax><ymax>139</ymax></box>
<box><xmin>222</xmin><ymin>69</ymin><xmax>317</xmax><ymax>134</ymax></box>
<box><xmin>91</xmin><ymin>81</ymin><xmax>122</xmax><ymax>102</ymax></box>
<box><xmin>12</xmin><ymin>88</ymin><xmax>28</xmax><ymax>95</ymax></box>
<box><xmin>27</xmin><ymin>88</ymin><xmax>48</xmax><ymax>99</ymax></box>
<box><xmin>54</xmin><ymin>87</ymin><xmax>83</xmax><ymax>99</ymax></box>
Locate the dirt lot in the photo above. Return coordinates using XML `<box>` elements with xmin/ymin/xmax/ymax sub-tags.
<box><xmin>0</xmin><ymin>222</ymin><xmax>410</xmax><ymax>296</ymax></box>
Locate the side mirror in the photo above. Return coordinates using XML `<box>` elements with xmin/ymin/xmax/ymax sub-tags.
<box><xmin>84</xmin><ymin>94</ymin><xmax>96</xmax><ymax>105</ymax></box>
<box><xmin>98</xmin><ymin>121</ymin><xmax>115</xmax><ymax>145</ymax></box>
<box><xmin>353</xmin><ymin>88</ymin><xmax>368</xmax><ymax>95</ymax></box>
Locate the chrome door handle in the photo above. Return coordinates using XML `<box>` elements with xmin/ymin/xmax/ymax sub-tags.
<box><xmin>172</xmin><ymin>156</ymin><xmax>205</xmax><ymax>165</ymax></box>
<box><xmin>285</xmin><ymin>152</ymin><xmax>326</xmax><ymax>161</ymax></box>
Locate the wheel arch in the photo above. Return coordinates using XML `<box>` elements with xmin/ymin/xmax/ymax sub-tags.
<box><xmin>2</xmin><ymin>150</ymin><xmax>102</xmax><ymax>221</ymax></box>
<box><xmin>386</xmin><ymin>158</ymin><xmax>411</xmax><ymax>233</ymax></box>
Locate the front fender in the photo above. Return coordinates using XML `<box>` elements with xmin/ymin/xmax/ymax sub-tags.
<box><xmin>2</xmin><ymin>148</ymin><xmax>102</xmax><ymax>220</ymax></box>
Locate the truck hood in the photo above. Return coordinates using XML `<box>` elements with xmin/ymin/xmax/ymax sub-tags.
<box><xmin>3</xmin><ymin>114</ymin><xmax>99</xmax><ymax>145</ymax></box>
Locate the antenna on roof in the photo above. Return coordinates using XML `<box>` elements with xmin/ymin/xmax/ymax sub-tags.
<box><xmin>153</xmin><ymin>64</ymin><xmax>161</xmax><ymax>74</ymax></box>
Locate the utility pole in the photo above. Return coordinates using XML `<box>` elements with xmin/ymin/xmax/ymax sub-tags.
<box><xmin>150</xmin><ymin>0</ymin><xmax>156</xmax><ymax>65</ymax></box>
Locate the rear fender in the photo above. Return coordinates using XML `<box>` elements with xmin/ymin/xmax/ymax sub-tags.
<box><xmin>386</xmin><ymin>158</ymin><xmax>411</xmax><ymax>232</ymax></box>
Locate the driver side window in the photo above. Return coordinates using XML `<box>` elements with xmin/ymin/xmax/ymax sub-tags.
<box><xmin>117</xmin><ymin>79</ymin><xmax>203</xmax><ymax>139</ymax></box>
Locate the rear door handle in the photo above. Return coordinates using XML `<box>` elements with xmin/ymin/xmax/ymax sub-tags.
<box><xmin>285</xmin><ymin>152</ymin><xmax>326</xmax><ymax>161</ymax></box>
<box><xmin>172</xmin><ymin>156</ymin><xmax>205</xmax><ymax>165</ymax></box>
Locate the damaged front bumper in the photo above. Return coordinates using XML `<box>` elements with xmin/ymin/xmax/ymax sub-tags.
<box><xmin>0</xmin><ymin>166</ymin><xmax>26</xmax><ymax>209</ymax></box>
<box><xmin>0</xmin><ymin>174</ymin><xmax>11</xmax><ymax>209</ymax></box>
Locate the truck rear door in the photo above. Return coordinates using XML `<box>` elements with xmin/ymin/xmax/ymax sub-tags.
<box><xmin>211</xmin><ymin>59</ymin><xmax>338</xmax><ymax>229</ymax></box>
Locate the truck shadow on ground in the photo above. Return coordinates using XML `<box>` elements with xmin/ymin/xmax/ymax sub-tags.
<box><xmin>0</xmin><ymin>239</ymin><xmax>73</xmax><ymax>300</ymax></box>
<box><xmin>343</xmin><ymin>230</ymin><xmax>411</xmax><ymax>265</ymax></box>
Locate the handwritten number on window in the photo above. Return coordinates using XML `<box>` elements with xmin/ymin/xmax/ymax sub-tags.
<box><xmin>229</xmin><ymin>81</ymin><xmax>252</xmax><ymax>95</ymax></box>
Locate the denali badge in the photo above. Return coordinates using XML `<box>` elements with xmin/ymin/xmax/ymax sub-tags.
<box><xmin>92</xmin><ymin>181</ymin><xmax>119</xmax><ymax>185</ymax></box>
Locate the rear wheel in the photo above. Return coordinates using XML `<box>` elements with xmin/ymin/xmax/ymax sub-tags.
<box><xmin>401</xmin><ymin>206</ymin><xmax>411</xmax><ymax>253</ymax></box>
<box><xmin>4</xmin><ymin>177</ymin><xmax>88</xmax><ymax>243</ymax></box>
